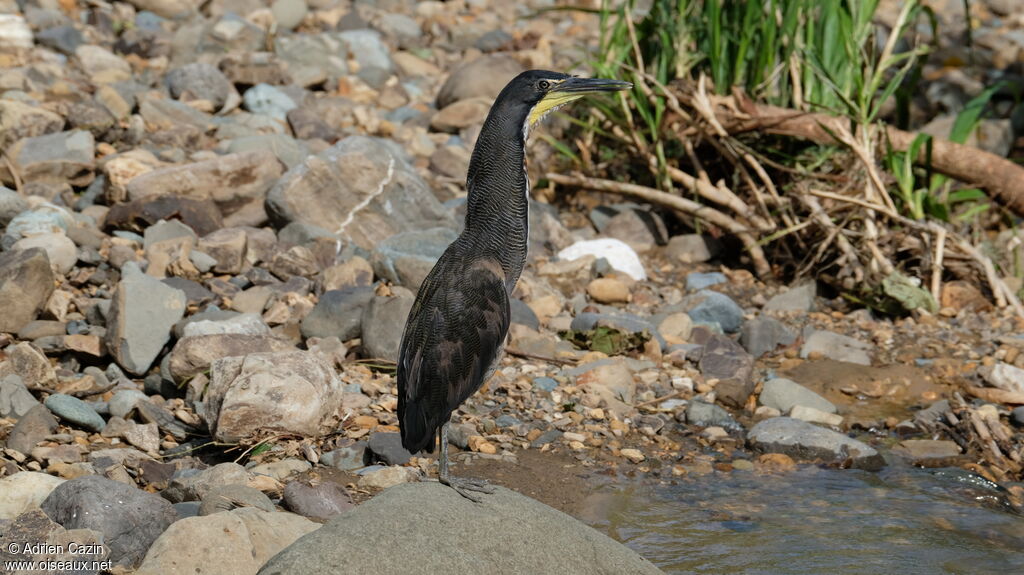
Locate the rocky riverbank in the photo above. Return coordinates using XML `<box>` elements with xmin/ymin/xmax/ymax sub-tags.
<box><xmin>2</xmin><ymin>0</ymin><xmax>1024</xmax><ymax>573</ymax></box>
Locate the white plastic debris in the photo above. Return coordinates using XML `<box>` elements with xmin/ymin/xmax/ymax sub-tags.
<box><xmin>556</xmin><ymin>238</ymin><xmax>646</xmax><ymax>281</ymax></box>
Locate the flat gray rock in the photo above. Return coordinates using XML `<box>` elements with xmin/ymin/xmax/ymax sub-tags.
<box><xmin>105</xmin><ymin>263</ymin><xmax>187</xmax><ymax>375</ymax></box>
<box><xmin>800</xmin><ymin>329</ymin><xmax>873</xmax><ymax>366</ymax></box>
<box><xmin>258</xmin><ymin>482</ymin><xmax>662</xmax><ymax>575</ymax></box>
<box><xmin>760</xmin><ymin>378</ymin><xmax>836</xmax><ymax>414</ymax></box>
<box><xmin>361</xmin><ymin>290</ymin><xmax>415</xmax><ymax>362</ymax></box>
<box><xmin>748</xmin><ymin>417</ymin><xmax>884</xmax><ymax>471</ymax></box>
<box><xmin>764</xmin><ymin>282</ymin><xmax>817</xmax><ymax>312</ymax></box>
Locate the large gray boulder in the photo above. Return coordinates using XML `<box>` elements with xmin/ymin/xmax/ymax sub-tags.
<box><xmin>40</xmin><ymin>475</ymin><xmax>177</xmax><ymax>568</ymax></box>
<box><xmin>266</xmin><ymin>136</ymin><xmax>453</xmax><ymax>251</ymax></box>
<box><xmin>258</xmin><ymin>482</ymin><xmax>663</xmax><ymax>575</ymax></box>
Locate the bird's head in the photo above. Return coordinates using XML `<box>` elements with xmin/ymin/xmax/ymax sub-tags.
<box><xmin>495</xmin><ymin>70</ymin><xmax>632</xmax><ymax>133</ymax></box>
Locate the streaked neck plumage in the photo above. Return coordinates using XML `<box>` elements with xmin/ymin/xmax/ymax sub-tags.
<box><xmin>461</xmin><ymin>103</ymin><xmax>532</xmax><ymax>290</ymax></box>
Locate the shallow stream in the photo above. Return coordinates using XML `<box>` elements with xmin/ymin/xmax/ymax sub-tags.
<box><xmin>583</xmin><ymin>464</ymin><xmax>1024</xmax><ymax>574</ymax></box>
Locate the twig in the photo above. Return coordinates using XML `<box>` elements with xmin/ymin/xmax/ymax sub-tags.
<box><xmin>2</xmin><ymin>153</ymin><xmax>23</xmax><ymax>195</ymax></box>
<box><xmin>931</xmin><ymin>227</ymin><xmax>946</xmax><ymax>305</ymax></box>
<box><xmin>504</xmin><ymin>347</ymin><xmax>576</xmax><ymax>366</ymax></box>
<box><xmin>547</xmin><ymin>172</ymin><xmax>772</xmax><ymax>277</ymax></box>
<box><xmin>634</xmin><ymin>391</ymin><xmax>683</xmax><ymax>409</ymax></box>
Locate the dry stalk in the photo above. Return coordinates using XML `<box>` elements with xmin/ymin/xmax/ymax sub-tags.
<box><xmin>547</xmin><ymin>171</ymin><xmax>772</xmax><ymax>277</ymax></box>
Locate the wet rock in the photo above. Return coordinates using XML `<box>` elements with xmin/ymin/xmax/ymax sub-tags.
<box><xmin>760</xmin><ymin>378</ymin><xmax>836</xmax><ymax>414</ymax></box>
<box><xmin>106</xmin><ymin>263</ymin><xmax>187</xmax><ymax>375</ymax></box>
<box><xmin>167</xmin><ymin>333</ymin><xmax>294</xmax><ymax>383</ymax></box>
<box><xmin>204</xmin><ymin>350</ymin><xmax>344</xmax><ymax>442</ymax></box>
<box><xmin>283</xmin><ymin>480</ymin><xmax>354</xmax><ymax>521</ymax></box>
<box><xmin>41</xmin><ymin>475</ymin><xmax>177</xmax><ymax>568</ymax></box>
<box><xmin>0</xmin><ymin>375</ymin><xmax>38</xmax><ymax>419</ymax></box>
<box><xmin>892</xmin><ymin>440</ymin><xmax>964</xmax><ymax>467</ymax></box>
<box><xmin>0</xmin><ymin>472</ymin><xmax>65</xmax><ymax>520</ymax></box>
<box><xmin>747</xmin><ymin>417</ymin><xmax>884</xmax><ymax>471</ymax></box>
<box><xmin>7</xmin><ymin>404</ymin><xmax>58</xmax><ymax>454</ymax></box>
<box><xmin>371</xmin><ymin>227</ymin><xmax>457</xmax><ymax>289</ymax></box>
<box><xmin>684</xmin><ymin>290</ymin><xmax>744</xmax><ymax>333</ymax></box>
<box><xmin>12</xmin><ymin>232</ymin><xmax>77</xmax><ymax>275</ymax></box>
<box><xmin>764</xmin><ymin>283</ymin><xmax>816</xmax><ymax>312</ymax></box>
<box><xmin>557</xmin><ymin>238</ymin><xmax>646</xmax><ymax>281</ymax></box>
<box><xmin>740</xmin><ymin>316</ymin><xmax>796</xmax><ymax>357</ymax></box>
<box><xmin>105</xmin><ymin>195</ymin><xmax>225</xmax><ymax>236</ymax></box>
<box><xmin>365</xmin><ymin>432</ymin><xmax>414</xmax><ymax>466</ymax></box>
<box><xmin>259</xmin><ymin>482</ymin><xmax>662</xmax><ymax>575</ymax></box>
<box><xmin>981</xmin><ymin>362</ymin><xmax>1024</xmax><ymax>394</ymax></box>
<box><xmin>166</xmin><ymin>62</ymin><xmax>239</xmax><ymax>112</ymax></box>
<box><xmin>0</xmin><ymin>100</ymin><xmax>65</xmax><ymax>150</ymax></box>
<box><xmin>0</xmin><ymin>248</ymin><xmax>55</xmax><ymax>333</ymax></box>
<box><xmin>698</xmin><ymin>334</ymin><xmax>754</xmax><ymax>408</ymax></box>
<box><xmin>198</xmin><ymin>484</ymin><xmax>275</xmax><ymax>515</ymax></box>
<box><xmin>356</xmin><ymin>466</ymin><xmax>419</xmax><ymax>489</ymax></box>
<box><xmin>301</xmin><ymin>287</ymin><xmax>375</xmax><ymax>342</ymax></box>
<box><xmin>361</xmin><ymin>290</ymin><xmax>416</xmax><ymax>362</ymax></box>
<box><xmin>685</xmin><ymin>400</ymin><xmax>741</xmax><ymax>430</ymax></box>
<box><xmin>267</xmin><ymin>136</ymin><xmax>452</xmax><ymax>251</ymax></box>
<box><xmin>2</xmin><ymin>130</ymin><xmax>94</xmax><ymax>187</ymax></box>
<box><xmin>43</xmin><ymin>394</ymin><xmax>105</xmax><ymax>432</ymax></box>
<box><xmin>801</xmin><ymin>330</ymin><xmax>872</xmax><ymax>366</ymax></box>
<box><xmin>436</xmin><ymin>54</ymin><xmax>524</xmax><ymax>108</ymax></box>
<box><xmin>125</xmin><ymin>150</ymin><xmax>283</xmax><ymax>222</ymax></box>
<box><xmin>135</xmin><ymin>507</ymin><xmax>318</xmax><ymax>575</ymax></box>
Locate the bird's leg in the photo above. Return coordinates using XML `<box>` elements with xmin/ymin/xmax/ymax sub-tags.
<box><xmin>438</xmin><ymin>421</ymin><xmax>495</xmax><ymax>503</ymax></box>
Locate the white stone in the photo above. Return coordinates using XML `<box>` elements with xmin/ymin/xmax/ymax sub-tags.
<box><xmin>983</xmin><ymin>362</ymin><xmax>1024</xmax><ymax>395</ymax></box>
<box><xmin>557</xmin><ymin>238</ymin><xmax>646</xmax><ymax>281</ymax></box>
<box><xmin>790</xmin><ymin>405</ymin><xmax>843</xmax><ymax>427</ymax></box>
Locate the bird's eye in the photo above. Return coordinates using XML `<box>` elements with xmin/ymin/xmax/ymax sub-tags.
<box><xmin>538</xmin><ymin>80</ymin><xmax>550</xmax><ymax>90</ymax></box>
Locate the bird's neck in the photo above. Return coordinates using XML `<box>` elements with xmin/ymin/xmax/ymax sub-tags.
<box><xmin>461</xmin><ymin>112</ymin><xmax>531</xmax><ymax>285</ymax></box>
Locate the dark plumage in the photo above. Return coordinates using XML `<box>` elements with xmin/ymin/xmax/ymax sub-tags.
<box><xmin>397</xmin><ymin>70</ymin><xmax>631</xmax><ymax>499</ymax></box>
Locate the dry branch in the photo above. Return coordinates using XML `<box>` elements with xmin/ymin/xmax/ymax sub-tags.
<box><xmin>715</xmin><ymin>98</ymin><xmax>1024</xmax><ymax>217</ymax></box>
<box><xmin>546</xmin><ymin>172</ymin><xmax>772</xmax><ymax>277</ymax></box>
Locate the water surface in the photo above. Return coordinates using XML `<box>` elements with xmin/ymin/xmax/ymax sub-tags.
<box><xmin>584</xmin><ymin>465</ymin><xmax>1024</xmax><ymax>574</ymax></box>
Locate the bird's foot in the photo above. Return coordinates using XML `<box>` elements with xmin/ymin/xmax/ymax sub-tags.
<box><xmin>440</xmin><ymin>475</ymin><xmax>495</xmax><ymax>503</ymax></box>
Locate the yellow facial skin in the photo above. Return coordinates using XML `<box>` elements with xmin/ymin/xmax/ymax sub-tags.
<box><xmin>528</xmin><ymin>90</ymin><xmax>585</xmax><ymax>127</ymax></box>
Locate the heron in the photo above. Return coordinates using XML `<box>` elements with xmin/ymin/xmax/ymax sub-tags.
<box><xmin>397</xmin><ymin>70</ymin><xmax>632</xmax><ymax>501</ymax></box>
